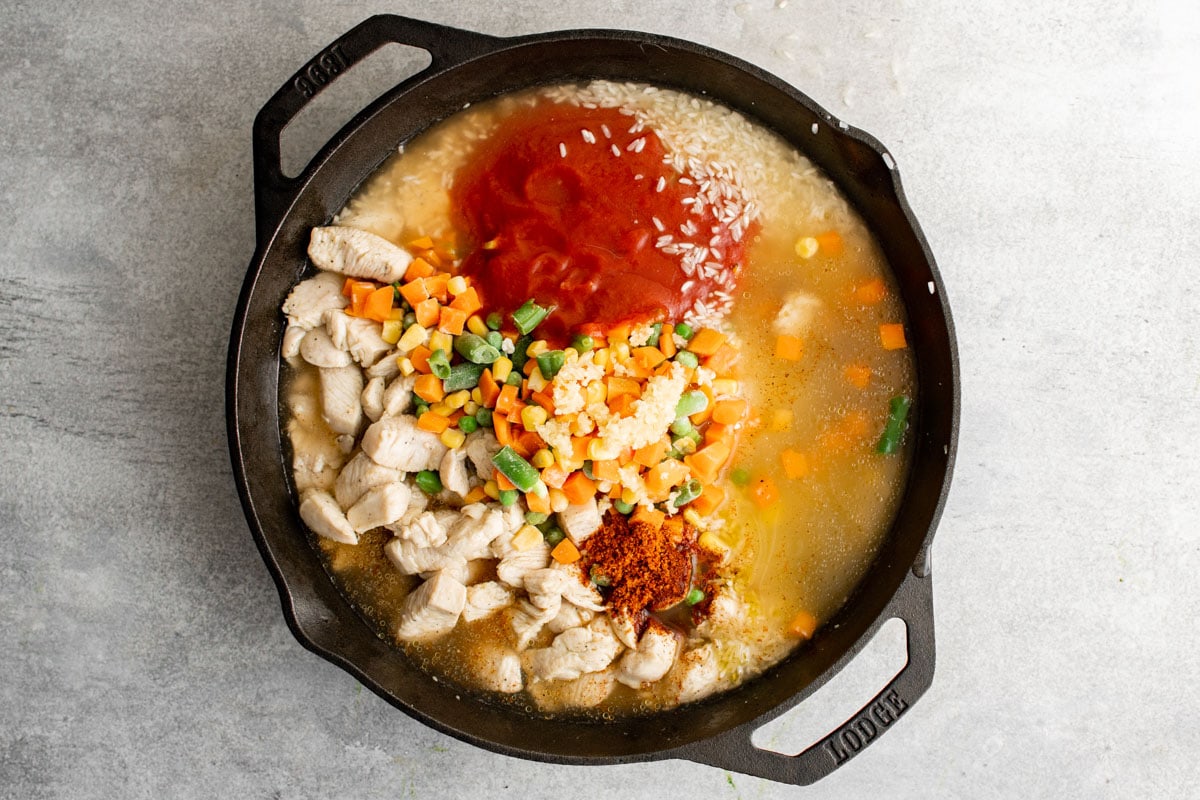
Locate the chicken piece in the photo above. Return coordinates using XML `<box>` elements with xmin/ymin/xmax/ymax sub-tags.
<box><xmin>523</xmin><ymin>563</ymin><xmax>605</xmax><ymax>612</ymax></box>
<box><xmin>508</xmin><ymin>598</ymin><xmax>560</xmax><ymax>651</ymax></box>
<box><xmin>664</xmin><ymin>643</ymin><xmax>724</xmax><ymax>705</ymax></box>
<box><xmin>609</xmin><ymin>613</ymin><xmax>641</xmax><ymax>651</ymax></box>
<box><xmin>547</xmin><ymin>603</ymin><xmax>596</xmax><ymax>635</ymax></box>
<box><xmin>298</xmin><ymin>490</ymin><xmax>358</xmax><ymax>545</ymax></box>
<box><xmin>319</xmin><ymin>366</ymin><xmax>364</xmax><ymax>435</ymax></box>
<box><xmin>281</xmin><ymin>323</ymin><xmax>306</xmax><ymax>360</ymax></box>
<box><xmin>365</xmin><ymin>354</ymin><xmax>400</xmax><ymax>381</ymax></box>
<box><xmin>464</xmin><ymin>430</ymin><xmax>501</xmax><ymax>480</ymax></box>
<box><xmin>496</xmin><ymin>539</ymin><xmax>551</xmax><ymax>589</ymax></box>
<box><xmin>527</xmin><ymin>668</ymin><xmax>615</xmax><ymax>712</ymax></box>
<box><xmin>391</xmin><ymin>509</ymin><xmax>455</xmax><ymax>549</ymax></box>
<box><xmin>361</xmin><ymin>415</ymin><xmax>448</xmax><ymax>471</ymax></box>
<box><xmin>615</xmin><ymin>619</ymin><xmax>681</xmax><ymax>688</ymax></box>
<box><xmin>395</xmin><ymin>570</ymin><xmax>465</xmax><ymax>641</ymax></box>
<box><xmin>439</xmin><ymin>448</ymin><xmax>471</xmax><ymax>499</ymax></box>
<box><xmin>462</xmin><ymin>581</ymin><xmax>515</xmax><ymax>622</ymax></box>
<box><xmin>526</xmin><ymin>617</ymin><xmax>623</xmax><ymax>682</ymax></box>
<box><xmin>346</xmin><ymin>482</ymin><xmax>411</xmax><ymax>532</ymax></box>
<box><xmin>381</xmin><ymin>375</ymin><xmax>417</xmax><ymax>418</ymax></box>
<box><xmin>333</xmin><ymin>452</ymin><xmax>404</xmax><ymax>509</ymax></box>
<box><xmin>444</xmin><ymin>506</ymin><xmax>505</xmax><ymax>561</ymax></box>
<box><xmin>308</xmin><ymin>225</ymin><xmax>413</xmax><ymax>284</ymax></box>
<box><xmin>772</xmin><ymin>290</ymin><xmax>822</xmax><ymax>337</ymax></box>
<box><xmin>361</xmin><ymin>376</ymin><xmax>385</xmax><ymax>423</ymax></box>
<box><xmin>468</xmin><ymin>642</ymin><xmax>523</xmax><ymax>694</ymax></box>
<box><xmin>300</xmin><ymin>327</ymin><xmax>353</xmax><ymax>369</ymax></box>
<box><xmin>557</xmin><ymin>497</ymin><xmax>602</xmax><ymax>544</ymax></box>
<box><xmin>282</xmin><ymin>271</ymin><xmax>349</xmax><ymax>330</ymax></box>
<box><xmin>324</xmin><ymin>309</ymin><xmax>391</xmax><ymax>368</ymax></box>
<box><xmin>385</xmin><ymin>536</ymin><xmax>463</xmax><ymax>577</ymax></box>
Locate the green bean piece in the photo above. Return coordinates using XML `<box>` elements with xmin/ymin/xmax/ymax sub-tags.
<box><xmin>485</xmin><ymin>331</ymin><xmax>504</xmax><ymax>350</ymax></box>
<box><xmin>674</xmin><ymin>350</ymin><xmax>699</xmax><ymax>369</ymax></box>
<box><xmin>414</xmin><ymin>402</ymin><xmax>430</xmax><ymax>418</ymax></box>
<box><xmin>524</xmin><ymin>511</ymin><xmax>549</xmax><ymax>526</ymax></box>
<box><xmin>581</xmin><ymin>460</ymin><xmax>595</xmax><ymax>480</ymax></box>
<box><xmin>415</xmin><ymin>470</ymin><xmax>442</xmax><ymax>495</ymax></box>
<box><xmin>542</xmin><ymin>527</ymin><xmax>565</xmax><ymax>546</ymax></box>
<box><xmin>674</xmin><ymin>322</ymin><xmax>694</xmax><ymax>339</ymax></box>
<box><xmin>670</xmin><ymin>416</ymin><xmax>695</xmax><ymax>437</ymax></box>
<box><xmin>457</xmin><ymin>415</ymin><xmax>479</xmax><ymax>434</ymax></box>
<box><xmin>571</xmin><ymin>334</ymin><xmax>594</xmax><ymax>353</ymax></box>
<box><xmin>590</xmin><ymin>567</ymin><xmax>612</xmax><ymax>587</ymax></box>
<box><xmin>511</xmin><ymin>299</ymin><xmax>553</xmax><ymax>334</ymax></box>
<box><xmin>684</xmin><ymin>587</ymin><xmax>705</xmax><ymax>606</ymax></box>
<box><xmin>454</xmin><ymin>333</ymin><xmax>501</xmax><ymax>365</ymax></box>
<box><xmin>730</xmin><ymin>467</ymin><xmax>751</xmax><ymax>486</ymax></box>
<box><xmin>535</xmin><ymin>350</ymin><xmax>566</xmax><ymax>379</ymax></box>
<box><xmin>491</xmin><ymin>446</ymin><xmax>543</xmax><ymax>493</ymax></box>
<box><xmin>474</xmin><ymin>408</ymin><xmax>494</xmax><ymax>428</ymax></box>
<box><xmin>613</xmin><ymin>499</ymin><xmax>634</xmax><ymax>515</ymax></box>
<box><xmin>876</xmin><ymin>395</ymin><xmax>913</xmax><ymax>454</ymax></box>
<box><xmin>403</xmin><ymin>311</ymin><xmax>417</xmax><ymax>328</ymax></box>
<box><xmin>486</xmin><ymin>311</ymin><xmax>503</xmax><ymax>330</ymax></box>
<box><xmin>428</xmin><ymin>348</ymin><xmax>451</xmax><ymax>380</ymax></box>
<box><xmin>498</xmin><ymin>489</ymin><xmax>519</xmax><ymax>507</ymax></box>
<box><xmin>675</xmin><ymin>389</ymin><xmax>709</xmax><ymax>417</ymax></box>
<box><xmin>510</xmin><ymin>334</ymin><xmax>533</xmax><ymax>372</ymax></box>
<box><xmin>645</xmin><ymin>322</ymin><xmax>663</xmax><ymax>347</ymax></box>
<box><xmin>443</xmin><ymin>362</ymin><xmax>486</xmax><ymax>392</ymax></box>
<box><xmin>673</xmin><ymin>478</ymin><xmax>702</xmax><ymax>507</ymax></box>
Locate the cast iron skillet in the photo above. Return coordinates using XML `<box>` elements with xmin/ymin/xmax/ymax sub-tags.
<box><xmin>227</xmin><ymin>14</ymin><xmax>958</xmax><ymax>786</ymax></box>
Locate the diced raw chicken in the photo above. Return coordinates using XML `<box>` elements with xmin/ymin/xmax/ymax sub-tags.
<box><xmin>547</xmin><ymin>603</ymin><xmax>596</xmax><ymax>634</ymax></box>
<box><xmin>665</xmin><ymin>643</ymin><xmax>724</xmax><ymax>705</ymax></box>
<box><xmin>462</xmin><ymin>581</ymin><xmax>515</xmax><ymax>622</ymax></box>
<box><xmin>385</xmin><ymin>536</ymin><xmax>463</xmax><ymax>576</ymax></box>
<box><xmin>346</xmin><ymin>482</ymin><xmax>411</xmax><ymax>532</ymax></box>
<box><xmin>468</xmin><ymin>642</ymin><xmax>523</xmax><ymax>694</ymax></box>
<box><xmin>324</xmin><ymin>309</ymin><xmax>391</xmax><ymax>367</ymax></box>
<box><xmin>361</xmin><ymin>376</ymin><xmax>385</xmax><ymax>422</ymax></box>
<box><xmin>615</xmin><ymin>619</ymin><xmax>680</xmax><ymax>688</ymax></box>
<box><xmin>319</xmin><ymin>366</ymin><xmax>364</xmax><ymax>435</ymax></box>
<box><xmin>308</xmin><ymin>225</ymin><xmax>413</xmax><ymax>284</ymax></box>
<box><xmin>464</xmin><ymin>430</ymin><xmax>501</xmax><ymax>480</ymax></box>
<box><xmin>444</xmin><ymin>507</ymin><xmax>505</xmax><ymax>561</ymax></box>
<box><xmin>527</xmin><ymin>668</ymin><xmax>615</xmax><ymax>712</ymax></box>
<box><xmin>300</xmin><ymin>327</ymin><xmax>353</xmax><ymax>368</ymax></box>
<box><xmin>609</xmin><ymin>613</ymin><xmax>641</xmax><ymax>650</ymax></box>
<box><xmin>390</xmin><ymin>509</ymin><xmax>455</xmax><ymax>549</ymax></box>
<box><xmin>361</xmin><ymin>415</ymin><xmax>448</xmax><ymax>471</ymax></box>
<box><xmin>428</xmin><ymin>560</ymin><xmax>470</xmax><ymax>584</ymax></box>
<box><xmin>333</xmin><ymin>452</ymin><xmax>404</xmax><ymax>509</ymax></box>
<box><xmin>772</xmin><ymin>291</ymin><xmax>822</xmax><ymax>337</ymax></box>
<box><xmin>336</xmin><ymin>434</ymin><xmax>355</xmax><ymax>454</ymax></box>
<box><xmin>281</xmin><ymin>324</ymin><xmax>306</xmax><ymax>360</ymax></box>
<box><xmin>282</xmin><ymin>271</ymin><xmax>349</xmax><ymax>330</ymax></box>
<box><xmin>508</xmin><ymin>598</ymin><xmax>560</xmax><ymax>651</ymax></box>
<box><xmin>439</xmin><ymin>448</ymin><xmax>471</xmax><ymax>498</ymax></box>
<box><xmin>523</xmin><ymin>563</ymin><xmax>605</xmax><ymax>612</ymax></box>
<box><xmin>381</xmin><ymin>375</ymin><xmax>417</xmax><ymax>418</ymax></box>
<box><xmin>298</xmin><ymin>490</ymin><xmax>358</xmax><ymax>545</ymax></box>
<box><xmin>395</xmin><ymin>570</ymin><xmax>466</xmax><ymax>641</ymax></box>
<box><xmin>557</xmin><ymin>497</ymin><xmax>602</xmax><ymax>544</ymax></box>
<box><xmin>526</xmin><ymin>618</ymin><xmax>623</xmax><ymax>681</ymax></box>
<box><xmin>697</xmin><ymin>583</ymin><xmax>745</xmax><ymax>635</ymax></box>
<box><xmin>496</xmin><ymin>539</ymin><xmax>551</xmax><ymax>589</ymax></box>
<box><xmin>365</xmin><ymin>354</ymin><xmax>400</xmax><ymax>380</ymax></box>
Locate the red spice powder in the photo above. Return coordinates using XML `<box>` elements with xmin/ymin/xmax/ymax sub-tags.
<box><xmin>581</xmin><ymin>511</ymin><xmax>697</xmax><ymax>622</ymax></box>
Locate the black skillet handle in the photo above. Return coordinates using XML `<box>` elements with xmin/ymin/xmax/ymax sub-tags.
<box><xmin>251</xmin><ymin>14</ymin><xmax>501</xmax><ymax>243</ymax></box>
<box><xmin>682</xmin><ymin>565</ymin><xmax>935</xmax><ymax>785</ymax></box>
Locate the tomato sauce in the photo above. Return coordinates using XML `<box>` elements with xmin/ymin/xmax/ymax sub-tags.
<box><xmin>452</xmin><ymin>101</ymin><xmax>747</xmax><ymax>343</ymax></box>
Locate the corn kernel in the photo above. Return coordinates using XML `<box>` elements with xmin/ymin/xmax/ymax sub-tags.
<box><xmin>447</xmin><ymin>275</ymin><xmax>468</xmax><ymax>296</ymax></box>
<box><xmin>674</xmin><ymin>437</ymin><xmax>698</xmax><ymax>455</ymax></box>
<box><xmin>548</xmin><ymin>488</ymin><xmax>569</xmax><ymax>513</ymax></box>
<box><xmin>470</xmin><ymin>387</ymin><xmax>483</xmax><ymax>405</ymax></box>
<box><xmin>512</xmin><ymin>524</ymin><xmax>542</xmax><ymax>551</ymax></box>
<box><xmin>381</xmin><ymin>319</ymin><xmax>403</xmax><ymax>344</ymax></box>
<box><xmin>492</xmin><ymin>357</ymin><xmax>513</xmax><ymax>383</ymax></box>
<box><xmin>463</xmin><ymin>400</ymin><xmax>479</xmax><ymax>415</ymax></box>
<box><xmin>563</xmin><ymin>347</ymin><xmax>578</xmax><ymax>361</ymax></box>
<box><xmin>428</xmin><ymin>330</ymin><xmax>452</xmax><ymax>355</ymax></box>
<box><xmin>699</xmin><ymin>531</ymin><xmax>728</xmax><ymax>554</ymax></box>
<box><xmin>620</xmin><ymin>487</ymin><xmax>638</xmax><ymax>505</ymax></box>
<box><xmin>521</xmin><ymin>405</ymin><xmax>548</xmax><ymax>430</ymax></box>
<box><xmin>466</xmin><ymin>315</ymin><xmax>488</xmax><ymax>336</ymax></box>
<box><xmin>712</xmin><ymin>378</ymin><xmax>739</xmax><ymax>397</ymax></box>
<box><xmin>440</xmin><ymin>428</ymin><xmax>466</xmax><ymax>449</ymax></box>
<box><xmin>770</xmin><ymin>408</ymin><xmax>794</xmax><ymax>432</ymax></box>
<box><xmin>614</xmin><ymin>342</ymin><xmax>631</xmax><ymax>361</ymax></box>
<box><xmin>526</xmin><ymin>368</ymin><xmax>548</xmax><ymax>393</ymax></box>
<box><xmin>531</xmin><ymin>448</ymin><xmax>555</xmax><ymax>469</ymax></box>
<box><xmin>593</xmin><ymin>348</ymin><xmax>610</xmax><ymax>369</ymax></box>
<box><xmin>397</xmin><ymin>324</ymin><xmax>428</xmax><ymax>352</ymax></box>
<box><xmin>483</xmin><ymin>480</ymin><xmax>500</xmax><ymax>500</ymax></box>
<box><xmin>445</xmin><ymin>390</ymin><xmax>470</xmax><ymax>410</ymax></box>
<box><xmin>526</xmin><ymin>340</ymin><xmax>549</xmax><ymax>357</ymax></box>
<box><xmin>398</xmin><ymin>357</ymin><xmax>415</xmax><ymax>376</ymax></box>
<box><xmin>387</xmin><ymin>307</ymin><xmax>404</xmax><ymax>322</ymax></box>
<box><xmin>429</xmin><ymin>402</ymin><xmax>452</xmax><ymax>417</ymax></box>
<box><xmin>794</xmin><ymin>237</ymin><xmax>819</xmax><ymax>259</ymax></box>
<box><xmin>584</xmin><ymin>381</ymin><xmax>607</xmax><ymax>406</ymax></box>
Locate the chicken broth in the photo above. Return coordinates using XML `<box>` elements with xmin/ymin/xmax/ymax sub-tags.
<box><xmin>281</xmin><ymin>81</ymin><xmax>915</xmax><ymax>715</ymax></box>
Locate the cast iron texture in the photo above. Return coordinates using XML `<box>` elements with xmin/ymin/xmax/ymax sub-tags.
<box><xmin>226</xmin><ymin>14</ymin><xmax>959</xmax><ymax>786</ymax></box>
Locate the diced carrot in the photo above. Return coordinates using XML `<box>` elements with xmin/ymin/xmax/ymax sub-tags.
<box><xmin>463</xmin><ymin>486</ymin><xmax>487</xmax><ymax>504</ymax></box>
<box><xmin>622</xmin><ymin>359</ymin><xmax>652</xmax><ymax>380</ymax></box>
<box><xmin>684</xmin><ymin>440</ymin><xmax>732</xmax><ymax>485</ymax></box>
<box><xmin>541</xmin><ymin>462</ymin><xmax>569</xmax><ymax>489</ymax></box>
<box><xmin>517</xmin><ymin>431</ymin><xmax>546</xmax><ymax>457</ymax></box>
<box><xmin>644</xmin><ymin>459</ymin><xmax>691</xmax><ymax>498</ymax></box>
<box><xmin>423</xmin><ymin>250</ymin><xmax>443</xmax><ymax>268</ymax></box>
<box><xmin>630</xmin><ymin>506</ymin><xmax>666</xmax><ymax>530</ymax></box>
<box><xmin>346</xmin><ymin>281</ymin><xmax>375</xmax><ymax>316</ymax></box>
<box><xmin>495</xmin><ymin>470</ymin><xmax>516</xmax><ymax>492</ymax></box>
<box><xmin>478</xmin><ymin>368</ymin><xmax>501</xmax><ymax>407</ymax></box>
<box><xmin>412</xmin><ymin>374</ymin><xmax>445</xmax><ymax>403</ymax></box>
<box><xmin>449</xmin><ymin>286</ymin><xmax>482</xmax><ymax>315</ymax></box>
<box><xmin>609</xmin><ymin>393</ymin><xmax>637</xmax><ymax>417</ymax></box>
<box><xmin>853</xmin><ymin>278</ymin><xmax>887</xmax><ymax>305</ymax></box>
<box><xmin>781</xmin><ymin>449</ymin><xmax>810</xmax><ymax>479</ymax></box>
<box><xmin>416</xmin><ymin>411</ymin><xmax>452</xmax><ymax>434</ymax></box>
<box><xmin>438</xmin><ymin>305</ymin><xmax>467</xmax><ymax>336</ymax></box>
<box><xmin>606</xmin><ymin>376</ymin><xmax>641</xmax><ymax>399</ymax></box>
<box><xmin>689</xmin><ymin>385</ymin><xmax>716</xmax><ymax>426</ymax></box>
<box><xmin>607</xmin><ymin>323</ymin><xmax>631</xmax><ymax>342</ymax></box>
<box><xmin>654</xmin><ymin>361</ymin><xmax>676</xmax><ymax>378</ymax></box>
<box><xmin>413</xmin><ymin>298</ymin><xmax>439</xmax><ymax>329</ymax></box>
<box><xmin>687</xmin><ymin>328</ymin><xmax>727</xmax><ymax>357</ymax></box>
<box><xmin>398</xmin><ymin>279</ymin><xmax>429</xmax><ymax>308</ymax></box>
<box><xmin>403</xmin><ymin>257</ymin><xmax>436</xmax><ymax>282</ymax></box>
<box><xmin>493</xmin><ymin>412</ymin><xmax>512</xmax><ymax>446</ymax></box>
<box><xmin>750</xmin><ymin>476</ymin><xmax>779</xmax><ymax>508</ymax></box>
<box><xmin>880</xmin><ymin>324</ymin><xmax>907</xmax><ymax>350</ymax></box>
<box><xmin>815</xmin><ymin>230</ymin><xmax>844</xmax><ymax>256</ymax></box>
<box><xmin>571</xmin><ymin>437</ymin><xmax>593</xmax><ymax>465</ymax></box>
<box><xmin>530</xmin><ymin>390</ymin><xmax>556</xmax><ymax>414</ymax></box>
<box><xmin>609</xmin><ymin>482</ymin><xmax>623</xmax><ymax>499</ymax></box>
<box><xmin>341</xmin><ymin>277</ymin><xmax>357</xmax><ymax>298</ymax></box>
<box><xmin>551</xmin><ymin>538</ymin><xmax>581</xmax><ymax>564</ymax></box>
<box><xmin>525</xmin><ymin>488</ymin><xmax>551</xmax><ymax>514</ymax></box>
<box><xmin>591</xmin><ymin>459</ymin><xmax>621</xmax><ymax>482</ymax></box>
<box><xmin>712</xmin><ymin>398</ymin><xmax>748</xmax><ymax>425</ymax></box>
<box><xmin>633</xmin><ymin>437</ymin><xmax>671</xmax><ymax>469</ymax></box>
<box><xmin>689</xmin><ymin>482</ymin><xmax>726</xmax><ymax>516</ymax></box>
<box><xmin>409</xmin><ymin>345</ymin><xmax>432</xmax><ymax>374</ymax></box>
<box><xmin>632</xmin><ymin>346</ymin><xmax>667</xmax><ymax>370</ymax></box>
<box><xmin>788</xmin><ymin>610</ymin><xmax>818</xmax><ymax>639</ymax></box>
<box><xmin>408</xmin><ymin>236</ymin><xmax>435</xmax><ymax>251</ymax></box>
<box><xmin>704</xmin><ymin>343</ymin><xmax>741</xmax><ymax>376</ymax></box>
<box><xmin>495</xmin><ymin>384</ymin><xmax>521</xmax><ymax>416</ymax></box>
<box><xmin>562</xmin><ymin>471</ymin><xmax>597</xmax><ymax>504</ymax></box>
<box><xmin>844</xmin><ymin>364</ymin><xmax>872</xmax><ymax>389</ymax></box>
<box><xmin>361</xmin><ymin>285</ymin><xmax>394</xmax><ymax>322</ymax></box>
<box><xmin>424</xmin><ymin>273</ymin><xmax>450</xmax><ymax>303</ymax></box>
<box><xmin>659</xmin><ymin>330</ymin><xmax>676</xmax><ymax>358</ymax></box>
<box><xmin>775</xmin><ymin>334</ymin><xmax>804</xmax><ymax>361</ymax></box>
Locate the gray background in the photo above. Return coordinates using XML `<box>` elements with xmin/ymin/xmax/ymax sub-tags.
<box><xmin>3</xmin><ymin>0</ymin><xmax>1198</xmax><ymax>797</ymax></box>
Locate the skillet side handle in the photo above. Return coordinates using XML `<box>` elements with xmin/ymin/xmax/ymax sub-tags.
<box><xmin>251</xmin><ymin>14</ymin><xmax>501</xmax><ymax>242</ymax></box>
<box><xmin>683</xmin><ymin>567</ymin><xmax>935</xmax><ymax>785</ymax></box>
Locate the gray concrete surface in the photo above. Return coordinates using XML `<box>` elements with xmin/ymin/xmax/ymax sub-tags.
<box><xmin>3</xmin><ymin>0</ymin><xmax>1198</xmax><ymax>797</ymax></box>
